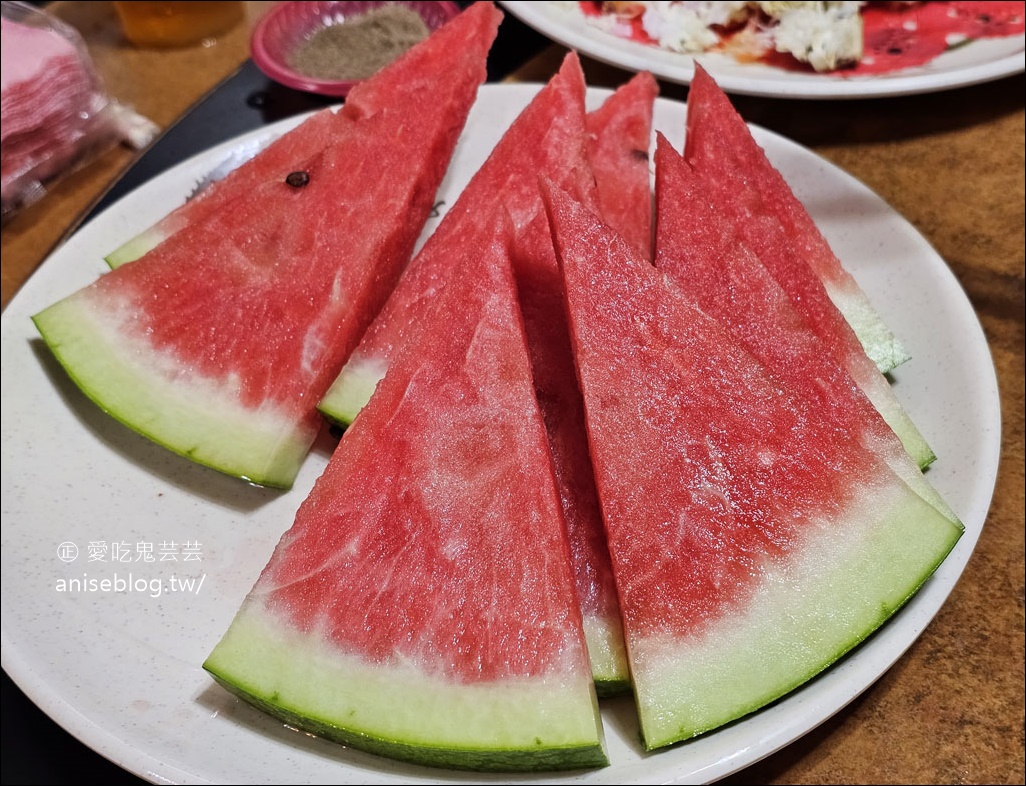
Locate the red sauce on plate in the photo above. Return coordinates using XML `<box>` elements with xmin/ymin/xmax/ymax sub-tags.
<box><xmin>853</xmin><ymin>1</ymin><xmax>1025</xmax><ymax>75</ymax></box>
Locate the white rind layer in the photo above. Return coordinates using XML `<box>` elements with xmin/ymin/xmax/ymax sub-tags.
<box><xmin>317</xmin><ymin>355</ymin><xmax>387</xmax><ymax>426</ymax></box>
<box><xmin>32</xmin><ymin>287</ymin><xmax>310</xmax><ymax>488</ymax></box>
<box><xmin>629</xmin><ymin>476</ymin><xmax>962</xmax><ymax>749</ymax></box>
<box><xmin>104</xmin><ymin>224</ymin><xmax>176</xmax><ymax>269</ymax></box>
<box><xmin>204</xmin><ymin>602</ymin><xmax>606</xmax><ymax>766</ymax></box>
<box><xmin>827</xmin><ymin>278</ymin><xmax>912</xmax><ymax>374</ymax></box>
<box><xmin>862</xmin><ymin>427</ymin><xmax>957</xmax><ymax>525</ymax></box>
<box><xmin>862</xmin><ymin>374</ymin><xmax>934</xmax><ymax>469</ymax></box>
<box><xmin>581</xmin><ymin>613</ymin><xmax>630</xmax><ymax>692</ymax></box>
<box><xmin>842</xmin><ymin>301</ymin><xmax>937</xmax><ymax>469</ymax></box>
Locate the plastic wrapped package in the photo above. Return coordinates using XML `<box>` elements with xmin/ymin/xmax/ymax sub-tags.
<box><xmin>1</xmin><ymin>1</ymin><xmax>157</xmax><ymax>221</ymax></box>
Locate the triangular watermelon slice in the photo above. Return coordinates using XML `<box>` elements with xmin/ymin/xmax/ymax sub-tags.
<box><xmin>511</xmin><ymin>215</ymin><xmax>628</xmax><ymax>694</ymax></box>
<box><xmin>31</xmin><ymin>7</ymin><xmax>498</xmax><ymax>489</ymax></box>
<box><xmin>316</xmin><ymin>52</ymin><xmax>596</xmax><ymax>427</ymax></box>
<box><xmin>105</xmin><ymin>1</ymin><xmax>503</xmax><ymax>267</ymax></box>
<box><xmin>678</xmin><ymin>114</ymin><xmax>935</xmax><ymax>468</ymax></box>
<box><xmin>683</xmin><ymin>64</ymin><xmax>911</xmax><ymax>374</ymax></box>
<box><xmin>508</xmin><ymin>74</ymin><xmax>658</xmax><ymax>695</ymax></box>
<box><xmin>513</xmin><ymin>225</ymin><xmax>630</xmax><ymax>695</ymax></box>
<box><xmin>584</xmin><ymin>70</ymin><xmax>658</xmax><ymax>261</ymax></box>
<box><xmin>653</xmin><ymin>135</ymin><xmax>958</xmax><ymax>525</ymax></box>
<box><xmin>203</xmin><ymin>209</ymin><xmax>607</xmax><ymax>771</ymax></box>
<box><xmin>544</xmin><ymin>184</ymin><xmax>962</xmax><ymax>749</ymax></box>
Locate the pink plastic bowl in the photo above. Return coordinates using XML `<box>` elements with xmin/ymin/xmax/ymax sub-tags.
<box><xmin>250</xmin><ymin>1</ymin><xmax>462</xmax><ymax>97</ymax></box>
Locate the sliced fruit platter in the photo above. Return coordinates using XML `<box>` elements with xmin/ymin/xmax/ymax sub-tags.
<box><xmin>0</xmin><ymin>3</ymin><xmax>1001</xmax><ymax>783</ymax></box>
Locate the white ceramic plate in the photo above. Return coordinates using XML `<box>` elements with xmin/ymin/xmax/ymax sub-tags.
<box><xmin>500</xmin><ymin>1</ymin><xmax>1026</xmax><ymax>98</ymax></box>
<box><xmin>0</xmin><ymin>84</ymin><xmax>1001</xmax><ymax>784</ymax></box>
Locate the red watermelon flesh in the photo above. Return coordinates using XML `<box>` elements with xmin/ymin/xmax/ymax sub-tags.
<box><xmin>683</xmin><ymin>64</ymin><xmax>911</xmax><ymax>374</ymax></box>
<box><xmin>316</xmin><ymin>53</ymin><xmax>596</xmax><ymax>426</ymax></box>
<box><xmin>585</xmin><ymin>70</ymin><xmax>658</xmax><ymax>261</ymax></box>
<box><xmin>106</xmin><ymin>1</ymin><xmax>502</xmax><ymax>268</ymax></box>
<box><xmin>653</xmin><ymin>135</ymin><xmax>958</xmax><ymax>525</ymax></box>
<box><xmin>105</xmin><ymin>108</ymin><xmax>344</xmax><ymax>267</ymax></box>
<box><xmin>32</xmin><ymin>12</ymin><xmax>495</xmax><ymax>488</ymax></box>
<box><xmin>544</xmin><ymin>183</ymin><xmax>962</xmax><ymax>748</ymax></box>
<box><xmin>677</xmin><ymin>113</ymin><xmax>935</xmax><ymax>469</ymax></box>
<box><xmin>203</xmin><ymin>209</ymin><xmax>606</xmax><ymax>771</ymax></box>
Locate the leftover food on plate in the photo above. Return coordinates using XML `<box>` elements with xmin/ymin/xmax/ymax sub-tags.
<box><xmin>557</xmin><ymin>1</ymin><xmax>1025</xmax><ymax>74</ymax></box>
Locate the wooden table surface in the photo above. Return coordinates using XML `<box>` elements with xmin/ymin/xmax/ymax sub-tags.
<box><xmin>2</xmin><ymin>3</ymin><xmax>1023</xmax><ymax>784</ymax></box>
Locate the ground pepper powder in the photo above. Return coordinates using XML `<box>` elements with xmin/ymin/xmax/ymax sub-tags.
<box><xmin>289</xmin><ymin>5</ymin><xmax>430</xmax><ymax>81</ymax></box>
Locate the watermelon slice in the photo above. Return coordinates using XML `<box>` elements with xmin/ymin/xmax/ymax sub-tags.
<box><xmin>104</xmin><ymin>1</ymin><xmax>503</xmax><ymax>267</ymax></box>
<box><xmin>511</xmin><ymin>216</ymin><xmax>627</xmax><ymax>694</ymax></box>
<box><xmin>31</xmin><ymin>6</ymin><xmax>498</xmax><ymax>488</ymax></box>
<box><xmin>203</xmin><ymin>210</ymin><xmax>607</xmax><ymax>771</ymax></box>
<box><xmin>677</xmin><ymin>120</ymin><xmax>935</xmax><ymax>469</ymax></box>
<box><xmin>544</xmin><ymin>183</ymin><xmax>962</xmax><ymax>749</ymax></box>
<box><xmin>507</xmin><ymin>75</ymin><xmax>658</xmax><ymax>694</ymax></box>
<box><xmin>316</xmin><ymin>52</ymin><xmax>596</xmax><ymax>427</ymax></box>
<box><xmin>653</xmin><ymin>135</ymin><xmax>958</xmax><ymax>525</ymax></box>
<box><xmin>514</xmin><ymin>229</ymin><xmax>630</xmax><ymax>694</ymax></box>
<box><xmin>584</xmin><ymin>70</ymin><xmax>658</xmax><ymax>261</ymax></box>
<box><xmin>683</xmin><ymin>64</ymin><xmax>911</xmax><ymax>374</ymax></box>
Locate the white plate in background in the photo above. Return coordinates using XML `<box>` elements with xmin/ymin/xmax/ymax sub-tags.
<box><xmin>501</xmin><ymin>1</ymin><xmax>1025</xmax><ymax>98</ymax></box>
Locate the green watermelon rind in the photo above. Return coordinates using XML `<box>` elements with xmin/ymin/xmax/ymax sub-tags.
<box><xmin>203</xmin><ymin>607</ymin><xmax>608</xmax><ymax>772</ymax></box>
<box><xmin>316</xmin><ymin>356</ymin><xmax>385</xmax><ymax>427</ymax></box>
<box><xmin>867</xmin><ymin>426</ymin><xmax>954</xmax><ymax>522</ymax></box>
<box><xmin>630</xmin><ymin>479</ymin><xmax>962</xmax><ymax>750</ymax></box>
<box><xmin>32</xmin><ymin>290</ymin><xmax>309</xmax><ymax>489</ymax></box>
